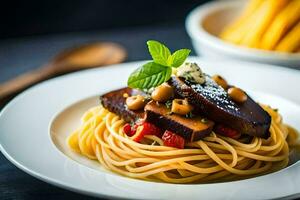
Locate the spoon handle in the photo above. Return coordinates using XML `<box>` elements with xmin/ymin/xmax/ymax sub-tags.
<box><xmin>0</xmin><ymin>64</ymin><xmax>56</xmax><ymax>99</ymax></box>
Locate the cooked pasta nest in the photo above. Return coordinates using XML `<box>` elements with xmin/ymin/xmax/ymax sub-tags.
<box><xmin>67</xmin><ymin>105</ymin><xmax>299</xmax><ymax>183</ymax></box>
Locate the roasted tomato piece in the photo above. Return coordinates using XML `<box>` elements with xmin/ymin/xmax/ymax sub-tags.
<box><xmin>162</xmin><ymin>130</ymin><xmax>185</xmax><ymax>149</ymax></box>
<box><xmin>123</xmin><ymin>123</ymin><xmax>134</xmax><ymax>136</ymax></box>
<box><xmin>214</xmin><ymin>124</ymin><xmax>241</xmax><ymax>139</ymax></box>
<box><xmin>142</xmin><ymin>122</ymin><xmax>162</xmax><ymax>137</ymax></box>
<box><xmin>131</xmin><ymin>122</ymin><xmax>162</xmax><ymax>142</ymax></box>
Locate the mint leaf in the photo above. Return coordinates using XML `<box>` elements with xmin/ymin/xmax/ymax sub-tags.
<box><xmin>127</xmin><ymin>62</ymin><xmax>172</xmax><ymax>89</ymax></box>
<box><xmin>168</xmin><ymin>49</ymin><xmax>191</xmax><ymax>68</ymax></box>
<box><xmin>147</xmin><ymin>40</ymin><xmax>171</xmax><ymax>66</ymax></box>
<box><xmin>127</xmin><ymin>40</ymin><xmax>192</xmax><ymax>90</ymax></box>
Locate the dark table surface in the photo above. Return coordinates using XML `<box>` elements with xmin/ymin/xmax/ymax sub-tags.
<box><xmin>0</xmin><ymin>23</ymin><xmax>194</xmax><ymax>200</ymax></box>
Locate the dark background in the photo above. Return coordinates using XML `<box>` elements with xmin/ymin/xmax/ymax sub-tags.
<box><xmin>0</xmin><ymin>0</ymin><xmax>209</xmax><ymax>39</ymax></box>
<box><xmin>0</xmin><ymin>0</ymin><xmax>212</xmax><ymax>200</ymax></box>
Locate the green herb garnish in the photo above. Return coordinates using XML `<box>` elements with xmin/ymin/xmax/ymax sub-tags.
<box><xmin>127</xmin><ymin>40</ymin><xmax>191</xmax><ymax>89</ymax></box>
<box><xmin>185</xmin><ymin>112</ymin><xmax>195</xmax><ymax>118</ymax></box>
<box><xmin>165</xmin><ymin>100</ymin><xmax>173</xmax><ymax>109</ymax></box>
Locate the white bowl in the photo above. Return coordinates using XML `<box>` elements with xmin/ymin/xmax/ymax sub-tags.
<box><xmin>185</xmin><ymin>0</ymin><xmax>300</xmax><ymax>68</ymax></box>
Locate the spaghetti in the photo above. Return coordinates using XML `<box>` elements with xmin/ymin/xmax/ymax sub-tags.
<box><xmin>67</xmin><ymin>105</ymin><xmax>298</xmax><ymax>183</ymax></box>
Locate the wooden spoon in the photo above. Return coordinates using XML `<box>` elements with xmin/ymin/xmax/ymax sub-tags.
<box><xmin>0</xmin><ymin>42</ymin><xmax>127</xmax><ymax>99</ymax></box>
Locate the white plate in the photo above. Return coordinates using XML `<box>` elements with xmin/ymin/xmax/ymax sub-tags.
<box><xmin>1</xmin><ymin>57</ymin><xmax>300</xmax><ymax>200</ymax></box>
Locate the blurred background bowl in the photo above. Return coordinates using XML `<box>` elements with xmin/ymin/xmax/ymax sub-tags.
<box><xmin>185</xmin><ymin>0</ymin><xmax>300</xmax><ymax>68</ymax></box>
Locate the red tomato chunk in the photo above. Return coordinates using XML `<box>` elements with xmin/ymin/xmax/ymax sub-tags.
<box><xmin>162</xmin><ymin>130</ymin><xmax>185</xmax><ymax>149</ymax></box>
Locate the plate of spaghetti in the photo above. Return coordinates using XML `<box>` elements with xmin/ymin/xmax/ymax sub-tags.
<box><xmin>1</xmin><ymin>41</ymin><xmax>300</xmax><ymax>200</ymax></box>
